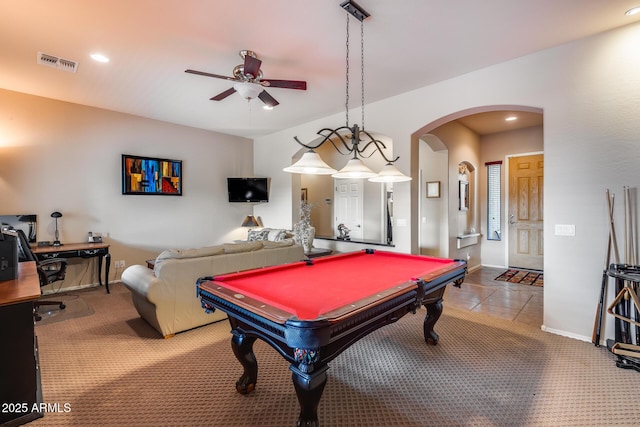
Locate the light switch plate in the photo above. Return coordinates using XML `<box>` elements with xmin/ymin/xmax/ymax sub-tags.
<box><xmin>555</xmin><ymin>224</ymin><xmax>576</xmax><ymax>236</ymax></box>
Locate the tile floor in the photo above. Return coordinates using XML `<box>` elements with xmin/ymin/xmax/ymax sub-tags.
<box><xmin>443</xmin><ymin>266</ymin><xmax>543</xmax><ymax>328</ymax></box>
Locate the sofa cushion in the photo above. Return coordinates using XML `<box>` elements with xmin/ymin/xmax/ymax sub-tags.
<box><xmin>156</xmin><ymin>245</ymin><xmax>225</xmax><ymax>261</ymax></box>
<box><xmin>223</xmin><ymin>240</ymin><xmax>264</xmax><ymax>254</ymax></box>
<box><xmin>262</xmin><ymin>238</ymin><xmax>295</xmax><ymax>249</ymax></box>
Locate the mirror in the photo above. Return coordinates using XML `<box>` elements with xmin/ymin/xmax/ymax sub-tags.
<box><xmin>295</xmin><ymin>133</ymin><xmax>395</xmax><ymax>246</ymax></box>
<box><xmin>459</xmin><ymin>181</ymin><xmax>469</xmax><ymax>211</ymax></box>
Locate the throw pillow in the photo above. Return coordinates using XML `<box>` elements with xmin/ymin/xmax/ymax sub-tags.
<box><xmin>247</xmin><ymin>229</ymin><xmax>269</xmax><ymax>241</ymax></box>
<box><xmin>267</xmin><ymin>228</ymin><xmax>287</xmax><ymax>242</ymax></box>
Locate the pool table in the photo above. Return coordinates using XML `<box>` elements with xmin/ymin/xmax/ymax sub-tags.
<box><xmin>196</xmin><ymin>249</ymin><xmax>466</xmax><ymax>426</ymax></box>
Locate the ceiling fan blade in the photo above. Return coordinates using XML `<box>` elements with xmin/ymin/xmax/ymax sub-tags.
<box><xmin>244</xmin><ymin>55</ymin><xmax>262</xmax><ymax>79</ymax></box>
<box><xmin>210</xmin><ymin>87</ymin><xmax>236</xmax><ymax>101</ymax></box>
<box><xmin>262</xmin><ymin>79</ymin><xmax>307</xmax><ymax>90</ymax></box>
<box><xmin>258</xmin><ymin>90</ymin><xmax>279</xmax><ymax>107</ymax></box>
<box><xmin>185</xmin><ymin>69</ymin><xmax>236</xmax><ymax>81</ymax></box>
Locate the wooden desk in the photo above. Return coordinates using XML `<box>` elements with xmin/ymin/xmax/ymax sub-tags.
<box><xmin>0</xmin><ymin>260</ymin><xmax>40</xmax><ymax>305</ymax></box>
<box><xmin>0</xmin><ymin>261</ymin><xmax>44</xmax><ymax>425</ymax></box>
<box><xmin>32</xmin><ymin>242</ymin><xmax>112</xmax><ymax>293</ymax></box>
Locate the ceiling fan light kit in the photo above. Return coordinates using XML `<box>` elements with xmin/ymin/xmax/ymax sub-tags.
<box><xmin>185</xmin><ymin>48</ymin><xmax>306</xmax><ymax>107</ymax></box>
<box><xmin>233</xmin><ymin>82</ymin><xmax>264</xmax><ymax>100</ymax></box>
<box><xmin>283</xmin><ymin>1</ymin><xmax>411</xmax><ymax>183</ymax></box>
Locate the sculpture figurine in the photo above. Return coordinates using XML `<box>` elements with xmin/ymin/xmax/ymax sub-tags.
<box><xmin>337</xmin><ymin>223</ymin><xmax>351</xmax><ymax>240</ymax></box>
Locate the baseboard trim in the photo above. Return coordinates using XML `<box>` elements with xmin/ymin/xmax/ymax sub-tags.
<box><xmin>541</xmin><ymin>325</ymin><xmax>590</xmax><ymax>343</ymax></box>
<box><xmin>467</xmin><ymin>264</ymin><xmax>482</xmax><ymax>273</ymax></box>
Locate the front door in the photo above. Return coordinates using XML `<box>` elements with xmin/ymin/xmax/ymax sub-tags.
<box><xmin>334</xmin><ymin>179</ymin><xmax>364</xmax><ymax>240</ymax></box>
<box><xmin>508</xmin><ymin>154</ymin><xmax>544</xmax><ymax>270</ymax></box>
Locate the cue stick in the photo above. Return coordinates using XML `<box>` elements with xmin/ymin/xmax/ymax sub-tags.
<box><xmin>608</xmin><ymin>191</ymin><xmax>620</xmax><ymax>265</ymax></box>
<box><xmin>623</xmin><ymin>186</ymin><xmax>637</xmax><ymax>344</ymax></box>
<box><xmin>618</xmin><ymin>187</ymin><xmax>631</xmax><ymax>344</ymax></box>
<box><xmin>627</xmin><ymin>187</ymin><xmax>638</xmax><ymax>265</ymax></box>
<box><xmin>624</xmin><ymin>186</ymin><xmax>628</xmax><ymax>264</ymax></box>
<box><xmin>635</xmin><ymin>280</ymin><xmax>640</xmax><ymax>345</ymax></box>
<box><xmin>628</xmin><ymin>186</ymin><xmax>640</xmax><ymax>344</ymax></box>
<box><xmin>606</xmin><ymin>191</ymin><xmax>622</xmax><ymax>340</ymax></box>
<box><xmin>593</xmin><ymin>190</ymin><xmax>615</xmax><ymax>345</ymax></box>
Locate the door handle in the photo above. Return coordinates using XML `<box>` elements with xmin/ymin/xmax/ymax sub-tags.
<box><xmin>509</xmin><ymin>214</ymin><xmax>516</xmax><ymax>225</ymax></box>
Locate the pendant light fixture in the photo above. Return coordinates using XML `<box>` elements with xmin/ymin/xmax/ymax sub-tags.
<box><xmin>283</xmin><ymin>1</ymin><xmax>411</xmax><ymax>183</ymax></box>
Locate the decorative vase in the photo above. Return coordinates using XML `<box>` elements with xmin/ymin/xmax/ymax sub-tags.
<box><xmin>304</xmin><ymin>226</ymin><xmax>315</xmax><ymax>253</ymax></box>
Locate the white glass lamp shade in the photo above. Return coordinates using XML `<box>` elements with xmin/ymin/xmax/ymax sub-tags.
<box><xmin>332</xmin><ymin>158</ymin><xmax>378</xmax><ymax>179</ymax></box>
<box><xmin>283</xmin><ymin>150</ymin><xmax>338</xmax><ymax>175</ymax></box>
<box><xmin>233</xmin><ymin>82</ymin><xmax>264</xmax><ymax>100</ymax></box>
<box><xmin>368</xmin><ymin>163</ymin><xmax>413</xmax><ymax>182</ymax></box>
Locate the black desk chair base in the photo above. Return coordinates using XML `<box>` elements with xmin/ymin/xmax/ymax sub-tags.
<box><xmin>34</xmin><ymin>300</ymin><xmax>66</xmax><ymax>321</ymax></box>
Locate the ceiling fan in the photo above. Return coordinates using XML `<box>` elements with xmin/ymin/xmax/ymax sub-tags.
<box><xmin>185</xmin><ymin>50</ymin><xmax>307</xmax><ymax>108</ymax></box>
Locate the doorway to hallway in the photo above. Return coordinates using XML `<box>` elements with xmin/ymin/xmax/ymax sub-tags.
<box><xmin>507</xmin><ymin>154</ymin><xmax>544</xmax><ymax>270</ymax></box>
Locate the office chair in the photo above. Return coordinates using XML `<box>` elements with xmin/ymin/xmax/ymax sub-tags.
<box><xmin>3</xmin><ymin>229</ymin><xmax>68</xmax><ymax>321</ymax></box>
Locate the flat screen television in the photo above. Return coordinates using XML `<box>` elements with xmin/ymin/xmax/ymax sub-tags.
<box><xmin>227</xmin><ymin>178</ymin><xmax>269</xmax><ymax>203</ymax></box>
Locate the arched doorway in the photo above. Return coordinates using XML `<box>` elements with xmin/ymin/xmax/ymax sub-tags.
<box><xmin>410</xmin><ymin>105</ymin><xmax>544</xmax><ymax>270</ymax></box>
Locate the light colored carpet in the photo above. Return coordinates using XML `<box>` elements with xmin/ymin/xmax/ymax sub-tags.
<box><xmin>31</xmin><ymin>283</ymin><xmax>638</xmax><ymax>426</ymax></box>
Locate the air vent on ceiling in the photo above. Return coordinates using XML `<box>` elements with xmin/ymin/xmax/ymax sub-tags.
<box><xmin>37</xmin><ymin>51</ymin><xmax>78</xmax><ymax>73</ymax></box>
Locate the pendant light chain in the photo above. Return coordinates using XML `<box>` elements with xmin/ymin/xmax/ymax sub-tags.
<box><xmin>345</xmin><ymin>12</ymin><xmax>350</xmax><ymax>127</ymax></box>
<box><xmin>284</xmin><ymin>2</ymin><xmax>412</xmax><ymax>182</ymax></box>
<box><xmin>360</xmin><ymin>19</ymin><xmax>365</xmax><ymax>131</ymax></box>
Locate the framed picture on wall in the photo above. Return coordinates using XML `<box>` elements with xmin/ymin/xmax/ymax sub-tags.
<box><xmin>426</xmin><ymin>181</ymin><xmax>440</xmax><ymax>198</ymax></box>
<box><xmin>122</xmin><ymin>154</ymin><xmax>182</xmax><ymax>195</ymax></box>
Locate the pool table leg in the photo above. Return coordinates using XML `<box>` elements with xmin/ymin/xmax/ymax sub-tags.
<box><xmin>423</xmin><ymin>298</ymin><xmax>443</xmax><ymax>345</ymax></box>
<box><xmin>290</xmin><ymin>363</ymin><xmax>328</xmax><ymax>427</ymax></box>
<box><xmin>231</xmin><ymin>330</ymin><xmax>258</xmax><ymax>394</ymax></box>
<box><xmin>421</xmin><ymin>285</ymin><xmax>448</xmax><ymax>345</ymax></box>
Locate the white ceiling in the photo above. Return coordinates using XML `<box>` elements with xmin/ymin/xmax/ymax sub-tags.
<box><xmin>1</xmin><ymin>0</ymin><xmax>638</xmax><ymax>138</ymax></box>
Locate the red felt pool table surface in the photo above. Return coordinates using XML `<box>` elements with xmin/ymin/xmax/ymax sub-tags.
<box><xmin>208</xmin><ymin>250</ymin><xmax>461</xmax><ymax>320</ymax></box>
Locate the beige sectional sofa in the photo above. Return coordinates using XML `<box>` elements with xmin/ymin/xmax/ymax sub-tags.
<box><xmin>121</xmin><ymin>239</ymin><xmax>304</xmax><ymax>338</ymax></box>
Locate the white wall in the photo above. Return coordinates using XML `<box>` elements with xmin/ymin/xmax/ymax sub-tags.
<box><xmin>0</xmin><ymin>89</ymin><xmax>254</xmax><ymax>289</ymax></box>
<box><xmin>254</xmin><ymin>22</ymin><xmax>640</xmax><ymax>342</ymax></box>
<box><xmin>428</xmin><ymin>122</ymin><xmax>481</xmax><ymax>268</ymax></box>
<box><xmin>419</xmin><ymin>142</ymin><xmax>448</xmax><ymax>257</ymax></box>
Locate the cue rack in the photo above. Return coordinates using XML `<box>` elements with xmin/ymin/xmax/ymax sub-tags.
<box><xmin>592</xmin><ymin>187</ymin><xmax>640</xmax><ymax>372</ymax></box>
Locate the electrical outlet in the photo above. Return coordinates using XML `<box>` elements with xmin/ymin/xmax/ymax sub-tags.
<box><xmin>115</xmin><ymin>260</ymin><xmax>125</xmax><ymax>268</ymax></box>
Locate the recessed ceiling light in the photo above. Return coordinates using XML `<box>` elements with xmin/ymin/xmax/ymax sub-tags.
<box><xmin>625</xmin><ymin>7</ymin><xmax>640</xmax><ymax>16</ymax></box>
<box><xmin>263</xmin><ymin>105</ymin><xmax>274</xmax><ymax>110</ymax></box>
<box><xmin>505</xmin><ymin>116</ymin><xmax>518</xmax><ymax>122</ymax></box>
<box><xmin>90</xmin><ymin>53</ymin><xmax>109</xmax><ymax>63</ymax></box>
